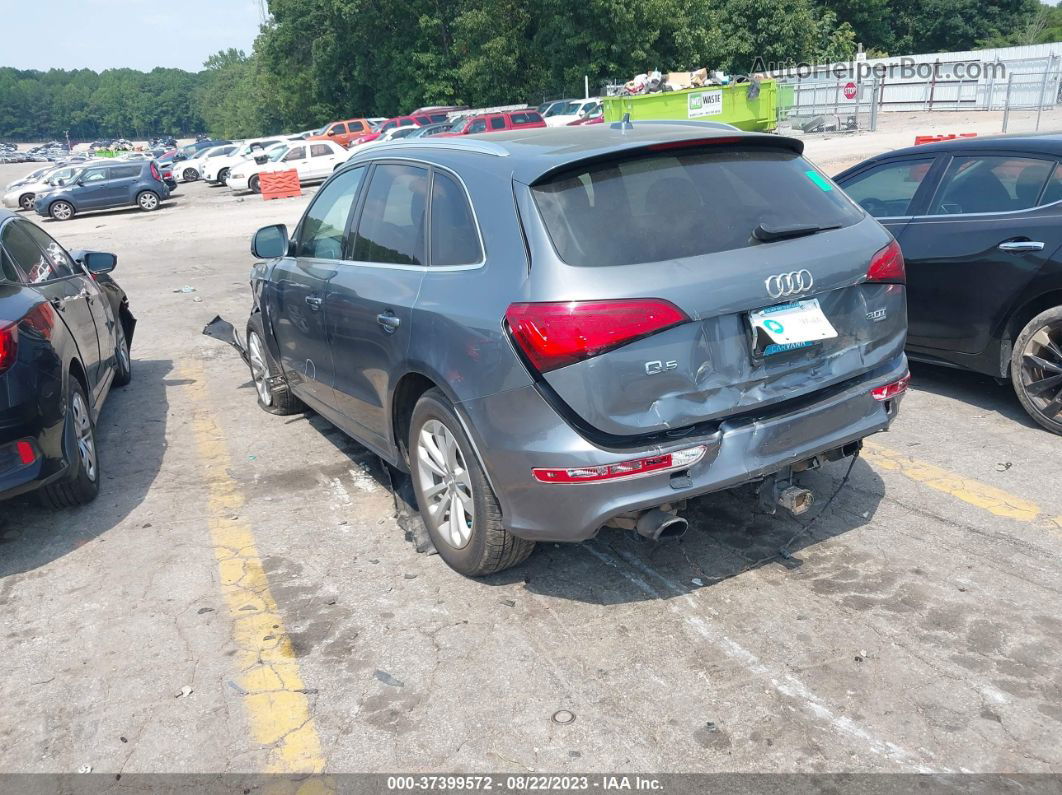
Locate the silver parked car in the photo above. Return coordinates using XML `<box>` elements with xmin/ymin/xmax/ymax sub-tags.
<box><xmin>243</xmin><ymin>123</ymin><xmax>910</xmax><ymax>576</ymax></box>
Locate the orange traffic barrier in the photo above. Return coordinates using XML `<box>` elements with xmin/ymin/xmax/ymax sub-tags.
<box><xmin>914</xmin><ymin>133</ymin><xmax>977</xmax><ymax>146</ymax></box>
<box><xmin>260</xmin><ymin>169</ymin><xmax>302</xmax><ymax>200</ymax></box>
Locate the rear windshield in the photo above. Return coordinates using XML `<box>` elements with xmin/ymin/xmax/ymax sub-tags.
<box><xmin>531</xmin><ymin>146</ymin><xmax>862</xmax><ymax>267</ymax></box>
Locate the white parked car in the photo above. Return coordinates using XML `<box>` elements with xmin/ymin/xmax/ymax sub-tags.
<box><xmin>544</xmin><ymin>98</ymin><xmax>601</xmax><ymax>127</ymax></box>
<box><xmin>2</xmin><ymin>163</ymin><xmax>87</xmax><ymax>210</ymax></box>
<box><xmin>201</xmin><ymin>137</ymin><xmax>285</xmax><ymax>184</ymax></box>
<box><xmin>174</xmin><ymin>144</ymin><xmax>238</xmax><ymax>182</ymax></box>
<box><xmin>226</xmin><ymin>140</ymin><xmax>348</xmax><ymax>193</ymax></box>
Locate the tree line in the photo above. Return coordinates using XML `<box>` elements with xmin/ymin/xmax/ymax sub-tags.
<box><xmin>0</xmin><ymin>0</ymin><xmax>1056</xmax><ymax>142</ymax></box>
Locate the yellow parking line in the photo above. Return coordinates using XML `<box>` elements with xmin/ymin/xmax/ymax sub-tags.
<box><xmin>863</xmin><ymin>440</ymin><xmax>1062</xmax><ymax>533</ymax></box>
<box><xmin>182</xmin><ymin>361</ymin><xmax>326</xmax><ymax>774</ymax></box>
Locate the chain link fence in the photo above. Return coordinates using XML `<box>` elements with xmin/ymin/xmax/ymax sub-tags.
<box><xmin>775</xmin><ymin>78</ymin><xmax>880</xmax><ymax>133</ymax></box>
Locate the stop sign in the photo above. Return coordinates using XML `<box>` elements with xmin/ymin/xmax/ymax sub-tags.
<box><xmin>843</xmin><ymin>81</ymin><xmax>858</xmax><ymax>100</ymax></box>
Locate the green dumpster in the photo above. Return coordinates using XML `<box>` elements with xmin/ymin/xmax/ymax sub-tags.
<box><xmin>602</xmin><ymin>80</ymin><xmax>778</xmax><ymax>132</ymax></box>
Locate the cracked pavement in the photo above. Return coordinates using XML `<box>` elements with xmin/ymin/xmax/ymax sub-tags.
<box><xmin>0</xmin><ymin>163</ymin><xmax>1061</xmax><ymax>775</ymax></box>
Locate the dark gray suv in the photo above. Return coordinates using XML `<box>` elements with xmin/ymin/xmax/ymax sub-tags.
<box><xmin>245</xmin><ymin>123</ymin><xmax>909</xmax><ymax>576</ymax></box>
<box><xmin>34</xmin><ymin>160</ymin><xmax>170</xmax><ymax>221</ymax></box>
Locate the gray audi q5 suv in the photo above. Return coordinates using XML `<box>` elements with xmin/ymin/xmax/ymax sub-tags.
<box><xmin>244</xmin><ymin>122</ymin><xmax>909</xmax><ymax>576</ymax></box>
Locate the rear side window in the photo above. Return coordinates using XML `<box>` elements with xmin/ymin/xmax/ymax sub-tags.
<box><xmin>310</xmin><ymin>144</ymin><xmax>332</xmax><ymax>158</ymax></box>
<box><xmin>110</xmin><ymin>165</ymin><xmax>141</xmax><ymax>179</ymax></box>
<box><xmin>348</xmin><ymin>121</ymin><xmax>365</xmax><ymax>132</ymax></box>
<box><xmin>532</xmin><ymin>146</ymin><xmax>862</xmax><ymax>267</ymax></box>
<box><xmin>490</xmin><ymin>116</ymin><xmax>506</xmax><ymax>130</ymax></box>
<box><xmin>930</xmin><ymin>155</ymin><xmax>1054</xmax><ymax>215</ymax></box>
<box><xmin>430</xmin><ymin>172</ymin><xmax>482</xmax><ymax>267</ymax></box>
<box><xmin>353</xmin><ymin>164</ymin><xmax>429</xmax><ymax>265</ymax></box>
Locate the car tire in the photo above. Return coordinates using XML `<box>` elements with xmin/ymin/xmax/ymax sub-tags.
<box><xmin>49</xmin><ymin>200</ymin><xmax>74</xmax><ymax>221</ymax></box>
<box><xmin>136</xmin><ymin>191</ymin><xmax>160</xmax><ymax>212</ymax></box>
<box><xmin>1012</xmin><ymin>306</ymin><xmax>1062</xmax><ymax>435</ymax></box>
<box><xmin>249</xmin><ymin>175</ymin><xmax>261</xmax><ymax>194</ymax></box>
<box><xmin>18</xmin><ymin>193</ymin><xmax>34</xmax><ymax>211</ymax></box>
<box><xmin>246</xmin><ymin>313</ymin><xmax>304</xmax><ymax>416</ymax></box>
<box><xmin>182</xmin><ymin>168</ymin><xmax>198</xmax><ymax>182</ymax></box>
<box><xmin>408</xmin><ymin>389</ymin><xmax>534</xmax><ymax>577</ymax></box>
<box><xmin>218</xmin><ymin>167</ymin><xmax>230</xmax><ymax>183</ymax></box>
<box><xmin>39</xmin><ymin>378</ymin><xmax>100</xmax><ymax>508</ymax></box>
<box><xmin>113</xmin><ymin>321</ymin><xmax>132</xmax><ymax>387</ymax></box>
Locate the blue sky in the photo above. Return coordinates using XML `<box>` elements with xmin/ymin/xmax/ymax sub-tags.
<box><xmin>2</xmin><ymin>0</ymin><xmax>263</xmax><ymax>72</ymax></box>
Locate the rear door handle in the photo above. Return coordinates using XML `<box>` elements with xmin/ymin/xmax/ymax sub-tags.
<box><xmin>999</xmin><ymin>240</ymin><xmax>1045</xmax><ymax>252</ymax></box>
<box><xmin>305</xmin><ymin>295</ymin><xmax>323</xmax><ymax>310</ymax></box>
<box><xmin>377</xmin><ymin>312</ymin><xmax>401</xmax><ymax>333</ymax></box>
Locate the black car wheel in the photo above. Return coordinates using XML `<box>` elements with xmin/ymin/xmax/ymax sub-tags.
<box><xmin>246</xmin><ymin>313</ymin><xmax>303</xmax><ymax>415</ymax></box>
<box><xmin>218</xmin><ymin>167</ymin><xmax>230</xmax><ymax>183</ymax></box>
<box><xmin>408</xmin><ymin>388</ymin><xmax>534</xmax><ymax>577</ymax></box>
<box><xmin>39</xmin><ymin>379</ymin><xmax>100</xmax><ymax>508</ymax></box>
<box><xmin>137</xmin><ymin>191</ymin><xmax>160</xmax><ymax>212</ymax></box>
<box><xmin>182</xmin><ymin>168</ymin><xmax>198</xmax><ymax>181</ymax></box>
<box><xmin>249</xmin><ymin>175</ymin><xmax>261</xmax><ymax>194</ymax></box>
<box><xmin>18</xmin><ymin>193</ymin><xmax>34</xmax><ymax>211</ymax></box>
<box><xmin>113</xmin><ymin>321</ymin><xmax>132</xmax><ymax>387</ymax></box>
<box><xmin>1012</xmin><ymin>306</ymin><xmax>1062</xmax><ymax>435</ymax></box>
<box><xmin>49</xmin><ymin>200</ymin><xmax>74</xmax><ymax>221</ymax></box>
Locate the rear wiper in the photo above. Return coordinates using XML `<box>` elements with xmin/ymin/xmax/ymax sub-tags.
<box><xmin>753</xmin><ymin>222</ymin><xmax>841</xmax><ymax>243</ymax></box>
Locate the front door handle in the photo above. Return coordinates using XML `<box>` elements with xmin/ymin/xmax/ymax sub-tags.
<box><xmin>305</xmin><ymin>295</ymin><xmax>323</xmax><ymax>310</ymax></box>
<box><xmin>377</xmin><ymin>312</ymin><xmax>401</xmax><ymax>333</ymax></box>
<box><xmin>999</xmin><ymin>240</ymin><xmax>1045</xmax><ymax>252</ymax></box>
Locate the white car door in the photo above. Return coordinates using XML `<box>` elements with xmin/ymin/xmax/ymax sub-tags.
<box><xmin>307</xmin><ymin>143</ymin><xmax>342</xmax><ymax>179</ymax></box>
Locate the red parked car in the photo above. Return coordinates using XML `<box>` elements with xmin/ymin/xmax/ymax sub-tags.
<box><xmin>353</xmin><ymin>115</ymin><xmax>432</xmax><ymax>145</ymax></box>
<box><xmin>437</xmin><ymin>110</ymin><xmax>547</xmax><ymax>136</ymax></box>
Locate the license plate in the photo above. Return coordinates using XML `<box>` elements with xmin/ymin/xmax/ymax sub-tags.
<box><xmin>749</xmin><ymin>299</ymin><xmax>837</xmax><ymax>354</ymax></box>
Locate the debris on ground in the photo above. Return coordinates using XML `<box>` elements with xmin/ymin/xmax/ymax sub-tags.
<box><xmin>374</xmin><ymin>670</ymin><xmax>404</xmax><ymax>688</ymax></box>
<box><xmin>176</xmin><ymin>685</ymin><xmax>193</xmax><ymax>698</ymax></box>
<box><xmin>551</xmin><ymin>710</ymin><xmax>576</xmax><ymax>725</ymax></box>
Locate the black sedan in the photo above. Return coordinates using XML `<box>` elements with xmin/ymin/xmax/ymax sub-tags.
<box><xmin>0</xmin><ymin>209</ymin><xmax>134</xmax><ymax>506</ymax></box>
<box><xmin>835</xmin><ymin>134</ymin><xmax>1062</xmax><ymax>434</ymax></box>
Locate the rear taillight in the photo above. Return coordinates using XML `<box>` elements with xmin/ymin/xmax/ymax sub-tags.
<box><xmin>867</xmin><ymin>240</ymin><xmax>905</xmax><ymax>283</ymax></box>
<box><xmin>532</xmin><ymin>445</ymin><xmax>707</xmax><ymax>484</ymax></box>
<box><xmin>0</xmin><ymin>323</ymin><xmax>16</xmax><ymax>375</ymax></box>
<box><xmin>871</xmin><ymin>371</ymin><xmax>911</xmax><ymax>401</ymax></box>
<box><xmin>150</xmin><ymin>162</ymin><xmax>161</xmax><ymax>181</ymax></box>
<box><xmin>16</xmin><ymin>440</ymin><xmax>36</xmax><ymax>466</ymax></box>
<box><xmin>506</xmin><ymin>299</ymin><xmax>689</xmax><ymax>373</ymax></box>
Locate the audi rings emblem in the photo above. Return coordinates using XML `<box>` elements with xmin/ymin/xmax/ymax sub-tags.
<box><xmin>765</xmin><ymin>270</ymin><xmax>814</xmax><ymax>299</ymax></box>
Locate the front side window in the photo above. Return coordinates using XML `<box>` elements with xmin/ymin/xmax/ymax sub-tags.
<box><xmin>296</xmin><ymin>167</ymin><xmax>366</xmax><ymax>259</ymax></box>
<box><xmin>842</xmin><ymin>158</ymin><xmax>934</xmax><ymax>217</ymax></box>
<box><xmin>353</xmin><ymin>164</ymin><xmax>429</xmax><ymax>265</ymax></box>
<box><xmin>533</xmin><ymin>146</ymin><xmax>863</xmax><ymax>267</ymax></box>
<box><xmin>1</xmin><ymin>222</ymin><xmax>76</xmax><ymax>282</ymax></box>
<box><xmin>81</xmin><ymin>167</ymin><xmax>109</xmax><ymax>183</ymax></box>
<box><xmin>430</xmin><ymin>172</ymin><xmax>482</xmax><ymax>267</ymax></box>
<box><xmin>468</xmin><ymin>119</ymin><xmax>487</xmax><ymax>134</ymax></box>
<box><xmin>283</xmin><ymin>146</ymin><xmax>306</xmax><ymax>162</ymax></box>
<box><xmin>930</xmin><ymin>155</ymin><xmax>1054</xmax><ymax>215</ymax></box>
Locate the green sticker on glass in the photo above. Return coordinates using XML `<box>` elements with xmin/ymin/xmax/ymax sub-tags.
<box><xmin>805</xmin><ymin>170</ymin><xmax>833</xmax><ymax>191</ymax></box>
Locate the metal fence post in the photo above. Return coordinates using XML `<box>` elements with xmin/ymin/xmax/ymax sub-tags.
<box><xmin>1002</xmin><ymin>72</ymin><xmax>1014</xmax><ymax>133</ymax></box>
<box><xmin>870</xmin><ymin>77</ymin><xmax>879</xmax><ymax>131</ymax></box>
<box><xmin>1036</xmin><ymin>57</ymin><xmax>1052</xmax><ymax>131</ymax></box>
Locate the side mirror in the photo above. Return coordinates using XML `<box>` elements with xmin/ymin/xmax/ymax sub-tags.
<box><xmin>78</xmin><ymin>251</ymin><xmax>117</xmax><ymax>273</ymax></box>
<box><xmin>326</xmin><ymin>129</ymin><xmax>336</xmax><ymax>135</ymax></box>
<box><xmin>252</xmin><ymin>224</ymin><xmax>290</xmax><ymax>259</ymax></box>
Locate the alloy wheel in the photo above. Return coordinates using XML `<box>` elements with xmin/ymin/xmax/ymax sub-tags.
<box><xmin>71</xmin><ymin>390</ymin><xmax>97</xmax><ymax>483</ymax></box>
<box><xmin>248</xmin><ymin>332</ymin><xmax>272</xmax><ymax>406</ymax></box>
<box><xmin>415</xmin><ymin>419</ymin><xmax>475</xmax><ymax>549</ymax></box>
<box><xmin>51</xmin><ymin>201</ymin><xmax>72</xmax><ymax>220</ymax></box>
<box><xmin>19</xmin><ymin>193</ymin><xmax>33</xmax><ymax>210</ymax></box>
<box><xmin>1019</xmin><ymin>322</ymin><xmax>1062</xmax><ymax>423</ymax></box>
<box><xmin>183</xmin><ymin>168</ymin><xmax>197</xmax><ymax>181</ymax></box>
<box><xmin>138</xmin><ymin>192</ymin><xmax>159</xmax><ymax>211</ymax></box>
<box><xmin>117</xmin><ymin>324</ymin><xmax>130</xmax><ymax>373</ymax></box>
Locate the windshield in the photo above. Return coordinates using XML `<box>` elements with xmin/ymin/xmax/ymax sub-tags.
<box><xmin>266</xmin><ymin>145</ymin><xmax>290</xmax><ymax>162</ymax></box>
<box><xmin>449</xmin><ymin>117</ymin><xmax>473</xmax><ymax>133</ymax></box>
<box><xmin>532</xmin><ymin>146</ymin><xmax>862</xmax><ymax>267</ymax></box>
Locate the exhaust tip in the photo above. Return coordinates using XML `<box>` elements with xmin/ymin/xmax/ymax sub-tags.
<box><xmin>636</xmin><ymin>509</ymin><xmax>689</xmax><ymax>541</ymax></box>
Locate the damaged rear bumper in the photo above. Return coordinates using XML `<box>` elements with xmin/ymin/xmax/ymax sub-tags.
<box><xmin>456</xmin><ymin>356</ymin><xmax>908</xmax><ymax>542</ymax></box>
